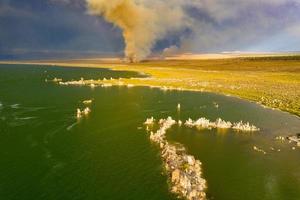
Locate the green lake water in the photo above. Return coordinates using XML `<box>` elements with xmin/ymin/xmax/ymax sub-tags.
<box><xmin>0</xmin><ymin>64</ymin><xmax>300</xmax><ymax>200</ymax></box>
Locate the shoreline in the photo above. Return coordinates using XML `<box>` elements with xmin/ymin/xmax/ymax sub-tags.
<box><xmin>56</xmin><ymin>76</ymin><xmax>300</xmax><ymax>121</ymax></box>
<box><xmin>1</xmin><ymin>58</ymin><xmax>299</xmax><ymax>117</ymax></box>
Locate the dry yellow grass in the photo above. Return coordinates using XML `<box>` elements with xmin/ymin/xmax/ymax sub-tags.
<box><xmin>1</xmin><ymin>56</ymin><xmax>300</xmax><ymax>116</ymax></box>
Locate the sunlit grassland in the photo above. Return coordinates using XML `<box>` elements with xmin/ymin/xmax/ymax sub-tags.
<box><xmin>102</xmin><ymin>57</ymin><xmax>300</xmax><ymax>117</ymax></box>
<box><xmin>2</xmin><ymin>56</ymin><xmax>300</xmax><ymax>116</ymax></box>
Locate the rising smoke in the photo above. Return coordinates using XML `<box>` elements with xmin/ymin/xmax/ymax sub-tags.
<box><xmin>86</xmin><ymin>0</ymin><xmax>300</xmax><ymax>62</ymax></box>
<box><xmin>86</xmin><ymin>0</ymin><xmax>192</xmax><ymax>62</ymax></box>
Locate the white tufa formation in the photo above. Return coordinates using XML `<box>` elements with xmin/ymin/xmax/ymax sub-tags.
<box><xmin>83</xmin><ymin>100</ymin><xmax>93</xmax><ymax>104</ymax></box>
<box><xmin>232</xmin><ymin>121</ymin><xmax>260</xmax><ymax>132</ymax></box>
<box><xmin>77</xmin><ymin>107</ymin><xmax>91</xmax><ymax>119</ymax></box>
<box><xmin>214</xmin><ymin>118</ymin><xmax>232</xmax><ymax>129</ymax></box>
<box><xmin>253</xmin><ymin>146</ymin><xmax>267</xmax><ymax>154</ymax></box>
<box><xmin>177</xmin><ymin>103</ymin><xmax>181</xmax><ymax>110</ymax></box>
<box><xmin>144</xmin><ymin>117</ymin><xmax>155</xmax><ymax>125</ymax></box>
<box><xmin>287</xmin><ymin>134</ymin><xmax>300</xmax><ymax>147</ymax></box>
<box><xmin>185</xmin><ymin>117</ymin><xmax>259</xmax><ymax>132</ymax></box>
<box><xmin>146</xmin><ymin>117</ymin><xmax>207</xmax><ymax>200</ymax></box>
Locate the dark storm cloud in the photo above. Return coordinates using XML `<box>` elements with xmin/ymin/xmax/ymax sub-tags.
<box><xmin>0</xmin><ymin>0</ymin><xmax>124</xmax><ymax>59</ymax></box>
<box><xmin>0</xmin><ymin>0</ymin><xmax>299</xmax><ymax>60</ymax></box>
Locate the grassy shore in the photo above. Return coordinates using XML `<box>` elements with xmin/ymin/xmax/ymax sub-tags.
<box><xmin>1</xmin><ymin>56</ymin><xmax>300</xmax><ymax>116</ymax></box>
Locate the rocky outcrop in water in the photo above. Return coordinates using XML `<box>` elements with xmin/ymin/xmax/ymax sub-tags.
<box><xmin>232</xmin><ymin>121</ymin><xmax>260</xmax><ymax>132</ymax></box>
<box><xmin>144</xmin><ymin>115</ymin><xmax>260</xmax><ymax>198</ymax></box>
<box><xmin>185</xmin><ymin>117</ymin><xmax>259</xmax><ymax>132</ymax></box>
<box><xmin>145</xmin><ymin>117</ymin><xmax>207</xmax><ymax>200</ymax></box>
<box><xmin>144</xmin><ymin>117</ymin><xmax>155</xmax><ymax>125</ymax></box>
<box><xmin>287</xmin><ymin>133</ymin><xmax>300</xmax><ymax>147</ymax></box>
<box><xmin>253</xmin><ymin>146</ymin><xmax>267</xmax><ymax>154</ymax></box>
<box><xmin>77</xmin><ymin>107</ymin><xmax>91</xmax><ymax>119</ymax></box>
<box><xmin>83</xmin><ymin>99</ymin><xmax>93</xmax><ymax>105</ymax></box>
<box><xmin>45</xmin><ymin>77</ymin><xmax>62</xmax><ymax>83</ymax></box>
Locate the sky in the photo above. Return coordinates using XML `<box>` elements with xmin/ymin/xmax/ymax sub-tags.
<box><xmin>0</xmin><ymin>0</ymin><xmax>299</xmax><ymax>60</ymax></box>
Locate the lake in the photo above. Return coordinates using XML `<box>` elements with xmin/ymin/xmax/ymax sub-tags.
<box><xmin>0</xmin><ymin>64</ymin><xmax>300</xmax><ymax>200</ymax></box>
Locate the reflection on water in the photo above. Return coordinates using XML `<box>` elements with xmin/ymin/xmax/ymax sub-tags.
<box><xmin>0</xmin><ymin>64</ymin><xmax>300</xmax><ymax>200</ymax></box>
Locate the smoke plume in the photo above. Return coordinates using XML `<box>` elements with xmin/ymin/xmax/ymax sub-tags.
<box><xmin>86</xmin><ymin>0</ymin><xmax>191</xmax><ymax>62</ymax></box>
<box><xmin>86</xmin><ymin>0</ymin><xmax>300</xmax><ymax>61</ymax></box>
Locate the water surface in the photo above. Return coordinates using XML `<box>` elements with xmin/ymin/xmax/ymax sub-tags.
<box><xmin>0</xmin><ymin>64</ymin><xmax>300</xmax><ymax>200</ymax></box>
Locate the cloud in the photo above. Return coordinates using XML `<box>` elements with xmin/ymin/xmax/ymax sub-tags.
<box><xmin>182</xmin><ymin>0</ymin><xmax>300</xmax><ymax>52</ymax></box>
<box><xmin>287</xmin><ymin>23</ymin><xmax>300</xmax><ymax>37</ymax></box>
<box><xmin>1</xmin><ymin>0</ymin><xmax>300</xmax><ymax>60</ymax></box>
<box><xmin>86</xmin><ymin>0</ymin><xmax>300</xmax><ymax>59</ymax></box>
<box><xmin>0</xmin><ymin>0</ymin><xmax>124</xmax><ymax>58</ymax></box>
<box><xmin>0</xmin><ymin>3</ymin><xmax>35</xmax><ymax>18</ymax></box>
<box><xmin>162</xmin><ymin>45</ymin><xmax>180</xmax><ymax>56</ymax></box>
<box><xmin>48</xmin><ymin>0</ymin><xmax>86</xmax><ymax>10</ymax></box>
